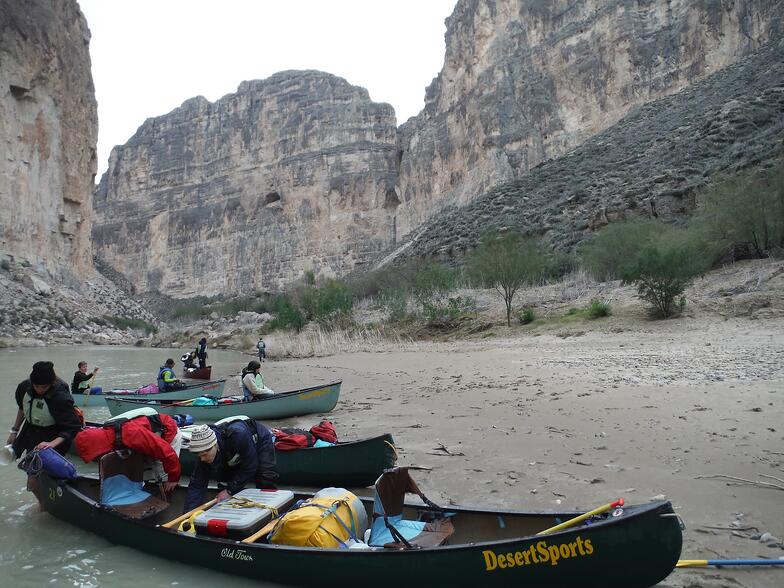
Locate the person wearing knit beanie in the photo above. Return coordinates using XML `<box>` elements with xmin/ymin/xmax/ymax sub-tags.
<box><xmin>184</xmin><ymin>418</ymin><xmax>278</xmax><ymax>511</ymax></box>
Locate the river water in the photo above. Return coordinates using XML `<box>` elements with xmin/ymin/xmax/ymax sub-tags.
<box><xmin>0</xmin><ymin>346</ymin><xmax>281</xmax><ymax>587</ymax></box>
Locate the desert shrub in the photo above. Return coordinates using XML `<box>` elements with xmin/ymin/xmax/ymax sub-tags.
<box><xmin>171</xmin><ymin>300</ymin><xmax>209</xmax><ymax>319</ymax></box>
<box><xmin>266</xmin><ymin>294</ymin><xmax>306</xmax><ymax>332</ymax></box>
<box><xmin>585</xmin><ymin>299</ymin><xmax>611</xmax><ymax>319</ymax></box>
<box><xmin>518</xmin><ymin>307</ymin><xmax>535</xmax><ymax>325</ymax></box>
<box><xmin>695</xmin><ymin>162</ymin><xmax>784</xmax><ymax>261</ymax></box>
<box><xmin>466</xmin><ymin>232</ymin><xmax>554</xmax><ymax>326</ymax></box>
<box><xmin>581</xmin><ymin>220</ymin><xmax>661</xmax><ymax>280</ymax></box>
<box><xmin>618</xmin><ymin>227</ymin><xmax>709</xmax><ymax>318</ymax></box>
<box><xmin>103</xmin><ymin>315</ymin><xmax>158</xmax><ymax>334</ymax></box>
<box><xmin>381</xmin><ymin>289</ymin><xmax>409</xmax><ymax>322</ymax></box>
<box><xmin>312</xmin><ymin>280</ymin><xmax>354</xmax><ymax>325</ymax></box>
<box><xmin>411</xmin><ymin>262</ymin><xmax>459</xmax><ymax>318</ymax></box>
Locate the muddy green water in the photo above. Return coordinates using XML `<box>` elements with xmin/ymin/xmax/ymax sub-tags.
<box><xmin>0</xmin><ymin>346</ymin><xmax>282</xmax><ymax>587</ymax></box>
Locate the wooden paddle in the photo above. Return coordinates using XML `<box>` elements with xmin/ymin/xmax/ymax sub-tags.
<box><xmin>677</xmin><ymin>559</ymin><xmax>784</xmax><ymax>568</ymax></box>
<box><xmin>241</xmin><ymin>517</ymin><xmax>281</xmax><ymax>544</ymax></box>
<box><xmin>160</xmin><ymin>498</ymin><xmax>218</xmax><ymax>529</ymax></box>
<box><xmin>536</xmin><ymin>498</ymin><xmax>624</xmax><ymax>536</ymax></box>
<box><xmin>82</xmin><ymin>371</ymin><xmax>99</xmax><ymax>408</ymax></box>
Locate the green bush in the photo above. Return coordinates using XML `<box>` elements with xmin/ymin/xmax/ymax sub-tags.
<box><xmin>266</xmin><ymin>294</ymin><xmax>306</xmax><ymax>332</ymax></box>
<box><xmin>618</xmin><ymin>227</ymin><xmax>709</xmax><ymax>318</ymax></box>
<box><xmin>695</xmin><ymin>162</ymin><xmax>784</xmax><ymax>261</ymax></box>
<box><xmin>585</xmin><ymin>299</ymin><xmax>611</xmax><ymax>319</ymax></box>
<box><xmin>103</xmin><ymin>315</ymin><xmax>158</xmax><ymax>334</ymax></box>
<box><xmin>381</xmin><ymin>289</ymin><xmax>409</xmax><ymax>323</ymax></box>
<box><xmin>312</xmin><ymin>280</ymin><xmax>354</xmax><ymax>325</ymax></box>
<box><xmin>581</xmin><ymin>220</ymin><xmax>661</xmax><ymax>280</ymax></box>
<box><xmin>518</xmin><ymin>307</ymin><xmax>535</xmax><ymax>325</ymax></box>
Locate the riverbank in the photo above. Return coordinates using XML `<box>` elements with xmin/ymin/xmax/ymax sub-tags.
<box><xmin>251</xmin><ymin>315</ymin><xmax>783</xmax><ymax>588</ymax></box>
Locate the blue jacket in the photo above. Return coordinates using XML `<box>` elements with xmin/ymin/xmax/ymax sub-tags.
<box><xmin>157</xmin><ymin>366</ymin><xmax>175</xmax><ymax>390</ymax></box>
<box><xmin>184</xmin><ymin>420</ymin><xmax>277</xmax><ymax>511</ymax></box>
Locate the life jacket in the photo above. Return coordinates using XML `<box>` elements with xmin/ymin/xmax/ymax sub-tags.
<box><xmin>272</xmin><ymin>427</ymin><xmax>314</xmax><ymax>451</ymax></box>
<box><xmin>157</xmin><ymin>366</ymin><xmax>175</xmax><ymax>389</ymax></box>
<box><xmin>240</xmin><ymin>371</ymin><xmax>264</xmax><ymax>399</ymax></box>
<box><xmin>23</xmin><ymin>391</ymin><xmax>56</xmax><ymax>427</ymax></box>
<box><xmin>214</xmin><ymin>416</ymin><xmax>259</xmax><ymax>467</ymax></box>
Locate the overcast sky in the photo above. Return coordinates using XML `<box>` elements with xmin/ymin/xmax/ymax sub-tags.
<box><xmin>77</xmin><ymin>0</ymin><xmax>457</xmax><ymax>178</ymax></box>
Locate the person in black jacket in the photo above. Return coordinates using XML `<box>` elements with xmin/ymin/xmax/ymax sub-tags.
<box><xmin>196</xmin><ymin>337</ymin><xmax>208</xmax><ymax>369</ymax></box>
<box><xmin>183</xmin><ymin>419</ymin><xmax>277</xmax><ymax>511</ymax></box>
<box><xmin>71</xmin><ymin>361</ymin><xmax>99</xmax><ymax>395</ymax></box>
<box><xmin>6</xmin><ymin>361</ymin><xmax>83</xmax><ymax>458</ymax></box>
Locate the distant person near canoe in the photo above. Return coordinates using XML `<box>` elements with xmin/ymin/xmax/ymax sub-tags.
<box><xmin>75</xmin><ymin>409</ymin><xmax>182</xmax><ymax>493</ymax></box>
<box><xmin>7</xmin><ymin>361</ymin><xmax>83</xmax><ymax>458</ymax></box>
<box><xmin>181</xmin><ymin>351</ymin><xmax>197</xmax><ymax>370</ymax></box>
<box><xmin>240</xmin><ymin>360</ymin><xmax>274</xmax><ymax>398</ymax></box>
<box><xmin>196</xmin><ymin>337</ymin><xmax>208</xmax><ymax>369</ymax></box>
<box><xmin>71</xmin><ymin>361</ymin><xmax>99</xmax><ymax>395</ymax></box>
<box><xmin>157</xmin><ymin>359</ymin><xmax>187</xmax><ymax>391</ymax></box>
<box><xmin>184</xmin><ymin>419</ymin><xmax>278</xmax><ymax>511</ymax></box>
<box><xmin>257</xmin><ymin>336</ymin><xmax>266</xmax><ymax>362</ymax></box>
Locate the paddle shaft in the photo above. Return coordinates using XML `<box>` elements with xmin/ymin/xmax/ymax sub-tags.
<box><xmin>82</xmin><ymin>373</ymin><xmax>98</xmax><ymax>407</ymax></box>
<box><xmin>160</xmin><ymin>498</ymin><xmax>218</xmax><ymax>529</ymax></box>
<box><xmin>678</xmin><ymin>559</ymin><xmax>784</xmax><ymax>567</ymax></box>
<box><xmin>536</xmin><ymin>498</ymin><xmax>624</xmax><ymax>536</ymax></box>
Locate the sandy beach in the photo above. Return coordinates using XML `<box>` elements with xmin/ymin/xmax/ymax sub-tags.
<box><xmin>251</xmin><ymin>314</ymin><xmax>784</xmax><ymax>587</ymax></box>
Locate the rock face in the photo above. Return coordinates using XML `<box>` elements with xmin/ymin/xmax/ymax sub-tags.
<box><xmin>395</xmin><ymin>0</ymin><xmax>784</xmax><ymax>238</ymax></box>
<box><xmin>94</xmin><ymin>0</ymin><xmax>784</xmax><ymax>297</ymax></box>
<box><xmin>93</xmin><ymin>71</ymin><xmax>398</xmax><ymax>297</ymax></box>
<box><xmin>0</xmin><ymin>0</ymin><xmax>98</xmax><ymax>276</ymax></box>
<box><xmin>390</xmin><ymin>38</ymin><xmax>784</xmax><ymax>262</ymax></box>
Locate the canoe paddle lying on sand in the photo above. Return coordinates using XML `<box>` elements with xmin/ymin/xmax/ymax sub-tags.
<box><xmin>536</xmin><ymin>498</ymin><xmax>624</xmax><ymax>535</ymax></box>
<box><xmin>678</xmin><ymin>559</ymin><xmax>784</xmax><ymax>567</ymax></box>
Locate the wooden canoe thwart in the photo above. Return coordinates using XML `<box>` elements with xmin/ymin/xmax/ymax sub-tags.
<box><xmin>36</xmin><ymin>470</ymin><xmax>683</xmax><ymax>588</ymax></box>
<box><xmin>104</xmin><ymin>381</ymin><xmax>342</xmax><ymax>422</ymax></box>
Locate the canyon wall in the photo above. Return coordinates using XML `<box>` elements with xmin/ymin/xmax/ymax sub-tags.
<box><xmin>93</xmin><ymin>0</ymin><xmax>784</xmax><ymax>296</ymax></box>
<box><xmin>395</xmin><ymin>0</ymin><xmax>784</xmax><ymax>237</ymax></box>
<box><xmin>0</xmin><ymin>0</ymin><xmax>97</xmax><ymax>276</ymax></box>
<box><xmin>93</xmin><ymin>71</ymin><xmax>398</xmax><ymax>297</ymax></box>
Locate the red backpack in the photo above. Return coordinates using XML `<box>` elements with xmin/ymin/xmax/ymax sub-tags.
<box><xmin>310</xmin><ymin>420</ymin><xmax>337</xmax><ymax>444</ymax></box>
<box><xmin>272</xmin><ymin>428</ymin><xmax>314</xmax><ymax>451</ymax></box>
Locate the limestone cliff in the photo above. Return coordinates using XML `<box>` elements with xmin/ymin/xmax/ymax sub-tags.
<box><xmin>395</xmin><ymin>0</ymin><xmax>784</xmax><ymax>237</ymax></box>
<box><xmin>93</xmin><ymin>71</ymin><xmax>398</xmax><ymax>297</ymax></box>
<box><xmin>0</xmin><ymin>0</ymin><xmax>97</xmax><ymax>276</ymax></box>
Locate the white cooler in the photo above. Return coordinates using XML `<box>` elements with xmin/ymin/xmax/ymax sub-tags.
<box><xmin>193</xmin><ymin>489</ymin><xmax>295</xmax><ymax>539</ymax></box>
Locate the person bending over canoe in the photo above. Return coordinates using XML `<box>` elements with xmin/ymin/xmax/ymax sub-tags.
<box><xmin>74</xmin><ymin>410</ymin><xmax>182</xmax><ymax>493</ymax></box>
<box><xmin>6</xmin><ymin>361</ymin><xmax>83</xmax><ymax>457</ymax></box>
<box><xmin>71</xmin><ymin>361</ymin><xmax>99</xmax><ymax>395</ymax></box>
<box><xmin>240</xmin><ymin>360</ymin><xmax>274</xmax><ymax>399</ymax></box>
<box><xmin>184</xmin><ymin>420</ymin><xmax>278</xmax><ymax>511</ymax></box>
<box><xmin>157</xmin><ymin>358</ymin><xmax>187</xmax><ymax>391</ymax></box>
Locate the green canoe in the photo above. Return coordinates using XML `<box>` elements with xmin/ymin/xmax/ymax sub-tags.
<box><xmin>36</xmin><ymin>472</ymin><xmax>682</xmax><ymax>588</ymax></box>
<box><xmin>104</xmin><ymin>381</ymin><xmax>341</xmax><ymax>422</ymax></box>
<box><xmin>181</xmin><ymin>432</ymin><xmax>398</xmax><ymax>487</ymax></box>
<box><xmin>73</xmin><ymin>380</ymin><xmax>226</xmax><ymax>408</ymax></box>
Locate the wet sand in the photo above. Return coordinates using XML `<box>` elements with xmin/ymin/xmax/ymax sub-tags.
<box><xmin>243</xmin><ymin>315</ymin><xmax>784</xmax><ymax>587</ymax></box>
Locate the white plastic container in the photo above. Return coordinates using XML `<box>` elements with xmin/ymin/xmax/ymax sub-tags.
<box><xmin>193</xmin><ymin>488</ymin><xmax>294</xmax><ymax>538</ymax></box>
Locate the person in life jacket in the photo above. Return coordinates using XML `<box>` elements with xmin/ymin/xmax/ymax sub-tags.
<box><xmin>157</xmin><ymin>358</ymin><xmax>186</xmax><ymax>391</ymax></box>
<box><xmin>71</xmin><ymin>361</ymin><xmax>99</xmax><ymax>395</ymax></box>
<box><xmin>74</xmin><ymin>409</ymin><xmax>182</xmax><ymax>493</ymax></box>
<box><xmin>240</xmin><ymin>360</ymin><xmax>274</xmax><ymax>399</ymax></box>
<box><xmin>181</xmin><ymin>351</ymin><xmax>197</xmax><ymax>371</ymax></box>
<box><xmin>183</xmin><ymin>419</ymin><xmax>278</xmax><ymax>511</ymax></box>
<box><xmin>196</xmin><ymin>337</ymin><xmax>208</xmax><ymax>369</ymax></box>
<box><xmin>257</xmin><ymin>336</ymin><xmax>266</xmax><ymax>362</ymax></box>
<box><xmin>6</xmin><ymin>361</ymin><xmax>83</xmax><ymax>458</ymax></box>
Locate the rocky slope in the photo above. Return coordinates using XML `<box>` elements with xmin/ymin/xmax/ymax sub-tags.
<box><xmin>0</xmin><ymin>0</ymin><xmax>98</xmax><ymax>277</ymax></box>
<box><xmin>93</xmin><ymin>71</ymin><xmax>399</xmax><ymax>297</ymax></box>
<box><xmin>385</xmin><ymin>37</ymin><xmax>784</xmax><ymax>262</ymax></box>
<box><xmin>395</xmin><ymin>0</ymin><xmax>784</xmax><ymax>237</ymax></box>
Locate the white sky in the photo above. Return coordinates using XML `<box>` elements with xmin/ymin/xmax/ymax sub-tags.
<box><xmin>77</xmin><ymin>0</ymin><xmax>457</xmax><ymax>178</ymax></box>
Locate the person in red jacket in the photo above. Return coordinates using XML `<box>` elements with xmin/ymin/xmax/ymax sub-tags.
<box><xmin>75</xmin><ymin>412</ymin><xmax>181</xmax><ymax>492</ymax></box>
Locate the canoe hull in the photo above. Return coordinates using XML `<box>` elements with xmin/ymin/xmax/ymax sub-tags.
<box><xmin>85</xmin><ymin>380</ymin><xmax>226</xmax><ymax>407</ymax></box>
<box><xmin>105</xmin><ymin>381</ymin><xmax>341</xmax><ymax>422</ymax></box>
<box><xmin>37</xmin><ymin>474</ymin><xmax>682</xmax><ymax>588</ymax></box>
<box><xmin>183</xmin><ymin>366</ymin><xmax>211</xmax><ymax>380</ymax></box>
<box><xmin>181</xmin><ymin>433</ymin><xmax>397</xmax><ymax>487</ymax></box>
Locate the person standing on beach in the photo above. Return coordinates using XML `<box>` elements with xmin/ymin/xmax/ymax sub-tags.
<box><xmin>257</xmin><ymin>336</ymin><xmax>266</xmax><ymax>362</ymax></box>
<box><xmin>71</xmin><ymin>361</ymin><xmax>99</xmax><ymax>395</ymax></box>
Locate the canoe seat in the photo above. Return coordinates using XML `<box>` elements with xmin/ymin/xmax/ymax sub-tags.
<box><xmin>99</xmin><ymin>451</ymin><xmax>169</xmax><ymax>519</ymax></box>
<box><xmin>368</xmin><ymin>467</ymin><xmax>454</xmax><ymax>548</ymax></box>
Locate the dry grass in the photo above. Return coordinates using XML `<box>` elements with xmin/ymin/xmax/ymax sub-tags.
<box><xmin>266</xmin><ymin>325</ymin><xmax>414</xmax><ymax>358</ymax></box>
